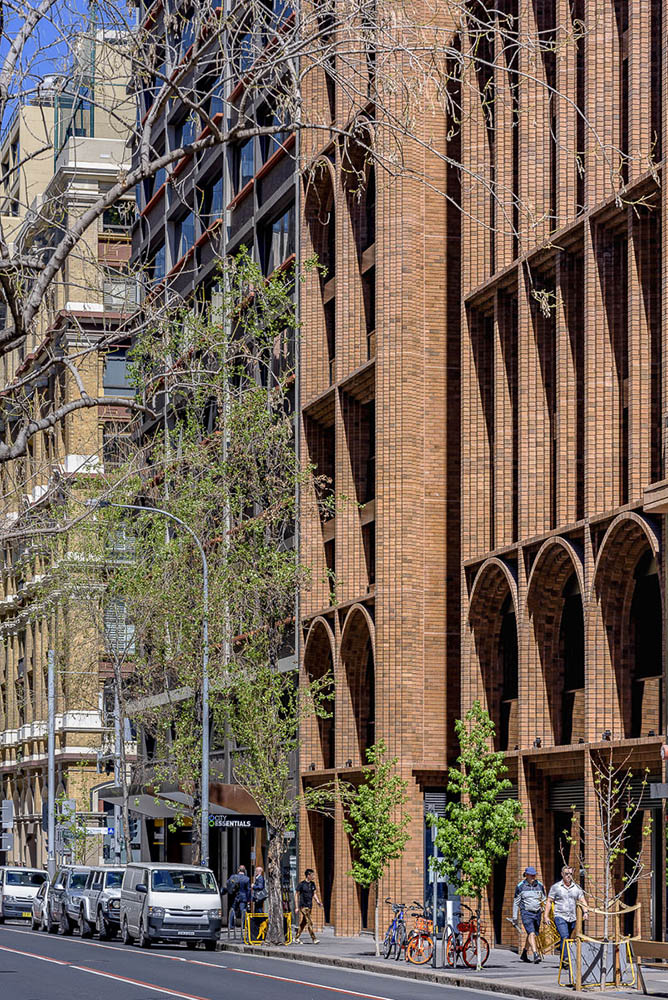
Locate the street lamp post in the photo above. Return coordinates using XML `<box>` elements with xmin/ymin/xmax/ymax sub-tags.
<box><xmin>93</xmin><ymin>500</ymin><xmax>210</xmax><ymax>868</ymax></box>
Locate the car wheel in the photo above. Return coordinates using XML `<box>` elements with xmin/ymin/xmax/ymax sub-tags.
<box><xmin>30</xmin><ymin>913</ymin><xmax>39</xmax><ymax>930</ymax></box>
<box><xmin>59</xmin><ymin>909</ymin><xmax>73</xmax><ymax>936</ymax></box>
<box><xmin>121</xmin><ymin>916</ymin><xmax>134</xmax><ymax>946</ymax></box>
<box><xmin>203</xmin><ymin>940</ymin><xmax>217</xmax><ymax>952</ymax></box>
<box><xmin>79</xmin><ymin>909</ymin><xmax>93</xmax><ymax>938</ymax></box>
<box><xmin>45</xmin><ymin>906</ymin><xmax>57</xmax><ymax>934</ymax></box>
<box><xmin>185</xmin><ymin>940</ymin><xmax>197</xmax><ymax>950</ymax></box>
<box><xmin>96</xmin><ymin>910</ymin><xmax>110</xmax><ymax>941</ymax></box>
<box><xmin>138</xmin><ymin>920</ymin><xmax>151</xmax><ymax>949</ymax></box>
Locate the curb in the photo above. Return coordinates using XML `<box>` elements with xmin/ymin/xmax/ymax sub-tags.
<box><xmin>218</xmin><ymin>941</ymin><xmax>587</xmax><ymax>1000</ymax></box>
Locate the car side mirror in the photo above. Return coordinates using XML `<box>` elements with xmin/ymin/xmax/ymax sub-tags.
<box><xmin>136</xmin><ymin>884</ymin><xmax>147</xmax><ymax>894</ymax></box>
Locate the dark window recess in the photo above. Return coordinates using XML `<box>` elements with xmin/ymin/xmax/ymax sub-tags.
<box><xmin>325</xmin><ymin>299</ymin><xmax>335</xmax><ymax>382</ymax></box>
<box><xmin>365</xmin><ymin>169</ymin><xmax>376</xmax><ymax>249</ymax></box>
<box><xmin>305</xmin><ymin>416</ymin><xmax>335</xmax><ymax>522</ymax></box>
<box><xmin>259</xmin><ymin>106</ymin><xmax>291</xmax><ymax>161</ymax></box>
<box><xmin>362</xmin><ymin>521</ymin><xmax>375</xmax><ymax>586</ymax></box>
<box><xmin>198</xmin><ymin>177</ymin><xmax>224</xmax><ymax>223</ymax></box>
<box><xmin>103</xmin><ymin>423</ymin><xmax>133</xmax><ymax>468</ymax></box>
<box><xmin>103</xmin><ymin>202</ymin><xmax>134</xmax><ymax>233</ymax></box>
<box><xmin>560</xmin><ymin>573</ymin><xmax>584</xmax><ymax>745</ymax></box>
<box><xmin>263</xmin><ymin>204</ymin><xmax>295</xmax><ymax>274</ymax></box>
<box><xmin>498</xmin><ymin>597</ymin><xmax>518</xmax><ymax>752</ymax></box>
<box><xmin>174</xmin><ymin>213</ymin><xmax>195</xmax><ymax>259</ymax></box>
<box><xmin>148</xmin><ymin>243</ymin><xmax>166</xmax><ymax>285</ymax></box>
<box><xmin>234</xmin><ymin>139</ymin><xmax>254</xmax><ymax>192</ymax></box>
<box><xmin>362</xmin><ymin>267</ymin><xmax>375</xmax><ymax>351</ymax></box>
<box><xmin>324</xmin><ymin>538</ymin><xmax>336</xmax><ymax>602</ymax></box>
<box><xmin>233</xmin><ymin>31</ymin><xmax>255</xmax><ymax>77</ymax></box>
<box><xmin>103</xmin><ymin>348</ymin><xmax>133</xmax><ymax>397</ymax></box>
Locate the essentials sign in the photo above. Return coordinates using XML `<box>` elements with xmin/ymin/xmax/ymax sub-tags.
<box><xmin>208</xmin><ymin>814</ymin><xmax>264</xmax><ymax>829</ymax></box>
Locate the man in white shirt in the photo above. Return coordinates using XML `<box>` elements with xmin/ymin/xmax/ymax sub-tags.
<box><xmin>544</xmin><ymin>866</ymin><xmax>588</xmax><ymax>952</ymax></box>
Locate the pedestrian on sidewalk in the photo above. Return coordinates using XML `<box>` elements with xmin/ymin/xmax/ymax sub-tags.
<box><xmin>294</xmin><ymin>868</ymin><xmax>323</xmax><ymax>944</ymax></box>
<box><xmin>225</xmin><ymin>865</ymin><xmax>251</xmax><ymax>935</ymax></box>
<box><xmin>544</xmin><ymin>866</ymin><xmax>587</xmax><ymax>954</ymax></box>
<box><xmin>251</xmin><ymin>866</ymin><xmax>267</xmax><ymax>913</ymax></box>
<box><xmin>512</xmin><ymin>866</ymin><xmax>546</xmax><ymax>964</ymax></box>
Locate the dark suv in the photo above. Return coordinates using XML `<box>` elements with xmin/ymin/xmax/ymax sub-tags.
<box><xmin>44</xmin><ymin>866</ymin><xmax>91</xmax><ymax>935</ymax></box>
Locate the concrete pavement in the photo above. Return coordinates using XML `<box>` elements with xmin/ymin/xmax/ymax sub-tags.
<box><xmin>219</xmin><ymin>925</ymin><xmax>668</xmax><ymax>1000</ymax></box>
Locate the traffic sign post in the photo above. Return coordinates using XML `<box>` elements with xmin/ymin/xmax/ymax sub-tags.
<box><xmin>1</xmin><ymin>799</ymin><xmax>13</xmax><ymax>829</ymax></box>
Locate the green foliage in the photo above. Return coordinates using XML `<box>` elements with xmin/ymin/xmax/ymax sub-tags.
<box><xmin>433</xmin><ymin>701</ymin><xmax>524</xmax><ymax>903</ymax></box>
<box><xmin>342</xmin><ymin>740</ymin><xmax>411</xmax><ymax>889</ymax></box>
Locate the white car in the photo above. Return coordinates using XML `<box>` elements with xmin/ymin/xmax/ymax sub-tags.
<box><xmin>0</xmin><ymin>866</ymin><xmax>48</xmax><ymax>922</ymax></box>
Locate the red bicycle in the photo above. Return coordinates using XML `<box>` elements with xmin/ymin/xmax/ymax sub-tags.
<box><xmin>445</xmin><ymin>903</ymin><xmax>490</xmax><ymax>969</ymax></box>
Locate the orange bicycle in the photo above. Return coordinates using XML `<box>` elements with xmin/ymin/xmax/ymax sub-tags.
<box><xmin>445</xmin><ymin>903</ymin><xmax>490</xmax><ymax>968</ymax></box>
<box><xmin>405</xmin><ymin>901</ymin><xmax>434</xmax><ymax>965</ymax></box>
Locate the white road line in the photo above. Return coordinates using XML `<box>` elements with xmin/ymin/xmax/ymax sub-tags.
<box><xmin>0</xmin><ymin>925</ymin><xmax>226</xmax><ymax>967</ymax></box>
<box><xmin>230</xmin><ymin>964</ymin><xmax>420</xmax><ymax>1000</ymax></box>
<box><xmin>0</xmin><ymin>943</ymin><xmax>212</xmax><ymax>1000</ymax></box>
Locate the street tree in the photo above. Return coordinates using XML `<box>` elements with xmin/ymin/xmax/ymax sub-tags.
<box><xmin>341</xmin><ymin>740</ymin><xmax>411</xmax><ymax>956</ymax></box>
<box><xmin>433</xmin><ymin>701</ymin><xmax>524</xmax><ymax>970</ymax></box>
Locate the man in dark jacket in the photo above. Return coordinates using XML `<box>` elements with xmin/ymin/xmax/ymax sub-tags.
<box><xmin>224</xmin><ymin>865</ymin><xmax>251</xmax><ymax>934</ymax></box>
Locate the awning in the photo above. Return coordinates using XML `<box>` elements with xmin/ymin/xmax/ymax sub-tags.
<box><xmin>99</xmin><ymin>782</ymin><xmax>262</xmax><ymax>819</ymax></box>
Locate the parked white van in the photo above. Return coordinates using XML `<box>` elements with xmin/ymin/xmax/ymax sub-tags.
<box><xmin>120</xmin><ymin>863</ymin><xmax>221</xmax><ymax>949</ymax></box>
<box><xmin>0</xmin><ymin>866</ymin><xmax>48</xmax><ymax>922</ymax></box>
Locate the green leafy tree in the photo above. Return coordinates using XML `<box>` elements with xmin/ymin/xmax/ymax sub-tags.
<box><xmin>433</xmin><ymin>701</ymin><xmax>524</xmax><ymax>969</ymax></box>
<box><xmin>341</xmin><ymin>740</ymin><xmax>411</xmax><ymax>955</ymax></box>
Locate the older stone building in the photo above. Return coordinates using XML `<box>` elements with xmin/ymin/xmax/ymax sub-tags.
<box><xmin>0</xmin><ymin>31</ymin><xmax>135</xmax><ymax>868</ymax></box>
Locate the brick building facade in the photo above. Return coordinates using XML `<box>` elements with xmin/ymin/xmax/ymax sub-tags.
<box><xmin>299</xmin><ymin>0</ymin><xmax>667</xmax><ymax>941</ymax></box>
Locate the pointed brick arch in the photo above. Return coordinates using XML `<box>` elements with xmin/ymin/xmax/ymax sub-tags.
<box><xmin>464</xmin><ymin>558</ymin><xmax>518</xmax><ymax>747</ymax></box>
<box><xmin>339</xmin><ymin>604</ymin><xmax>375</xmax><ymax>767</ymax></box>
<box><xmin>524</xmin><ymin>537</ymin><xmax>585</xmax><ymax>746</ymax></box>
<box><xmin>590</xmin><ymin>512</ymin><xmax>662</xmax><ymax>739</ymax></box>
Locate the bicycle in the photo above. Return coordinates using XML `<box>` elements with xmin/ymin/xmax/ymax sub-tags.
<box><xmin>405</xmin><ymin>901</ymin><xmax>434</xmax><ymax>965</ymax></box>
<box><xmin>382</xmin><ymin>897</ymin><xmax>408</xmax><ymax>960</ymax></box>
<box><xmin>445</xmin><ymin>903</ymin><xmax>490</xmax><ymax>968</ymax></box>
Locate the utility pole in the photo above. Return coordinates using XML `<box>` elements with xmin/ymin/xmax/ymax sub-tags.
<box><xmin>47</xmin><ymin>648</ymin><xmax>55</xmax><ymax>879</ymax></box>
<box><xmin>113</xmin><ymin>685</ymin><xmax>122</xmax><ymax>864</ymax></box>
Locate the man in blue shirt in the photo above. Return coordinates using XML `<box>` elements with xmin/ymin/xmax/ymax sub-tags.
<box><xmin>512</xmin><ymin>866</ymin><xmax>546</xmax><ymax>964</ymax></box>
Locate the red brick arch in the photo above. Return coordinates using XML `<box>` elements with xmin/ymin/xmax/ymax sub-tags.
<box><xmin>339</xmin><ymin>604</ymin><xmax>375</xmax><ymax>766</ymax></box>
<box><xmin>464</xmin><ymin>558</ymin><xmax>518</xmax><ymax>746</ymax></box>
<box><xmin>524</xmin><ymin>537</ymin><xmax>585</xmax><ymax>746</ymax></box>
<box><xmin>589</xmin><ymin>512</ymin><xmax>662</xmax><ymax>739</ymax></box>
<box><xmin>303</xmin><ymin>617</ymin><xmax>336</xmax><ymax>770</ymax></box>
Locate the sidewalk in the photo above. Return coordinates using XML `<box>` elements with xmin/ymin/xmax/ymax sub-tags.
<box><xmin>219</xmin><ymin>926</ymin><xmax>668</xmax><ymax>999</ymax></box>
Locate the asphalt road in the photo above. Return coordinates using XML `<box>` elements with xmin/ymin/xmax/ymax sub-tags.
<box><xmin>0</xmin><ymin>921</ymin><xmax>509</xmax><ymax>1000</ymax></box>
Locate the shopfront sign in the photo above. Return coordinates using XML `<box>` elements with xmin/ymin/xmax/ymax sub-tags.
<box><xmin>208</xmin><ymin>814</ymin><xmax>265</xmax><ymax>829</ymax></box>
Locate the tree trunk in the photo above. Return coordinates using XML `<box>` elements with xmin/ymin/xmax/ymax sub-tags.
<box><xmin>374</xmin><ymin>886</ymin><xmax>379</xmax><ymax>956</ymax></box>
<box><xmin>265</xmin><ymin>827</ymin><xmax>285</xmax><ymax>945</ymax></box>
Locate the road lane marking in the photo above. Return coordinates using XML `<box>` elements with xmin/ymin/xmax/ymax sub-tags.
<box><xmin>229</xmin><ymin>965</ymin><xmax>420</xmax><ymax>1000</ymax></box>
<box><xmin>0</xmin><ymin>926</ymin><xmax>226</xmax><ymax>967</ymax></box>
<box><xmin>0</xmin><ymin>944</ymin><xmax>212</xmax><ymax>999</ymax></box>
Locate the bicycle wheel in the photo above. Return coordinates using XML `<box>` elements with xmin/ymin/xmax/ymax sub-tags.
<box><xmin>382</xmin><ymin>926</ymin><xmax>396</xmax><ymax>959</ymax></box>
<box><xmin>445</xmin><ymin>933</ymin><xmax>459</xmax><ymax>967</ymax></box>
<box><xmin>407</xmin><ymin>932</ymin><xmax>434</xmax><ymax>965</ymax></box>
<box><xmin>463</xmin><ymin>934</ymin><xmax>490</xmax><ymax>969</ymax></box>
<box><xmin>394</xmin><ymin>921</ymin><xmax>407</xmax><ymax>960</ymax></box>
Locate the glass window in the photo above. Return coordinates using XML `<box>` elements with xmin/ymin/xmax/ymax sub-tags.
<box><xmin>69</xmin><ymin>873</ymin><xmax>88</xmax><ymax>890</ymax></box>
<box><xmin>149</xmin><ymin>243</ymin><xmax>166</xmax><ymax>285</ymax></box>
<box><xmin>105</xmin><ymin>871</ymin><xmax>123</xmax><ymax>888</ymax></box>
<box><xmin>234</xmin><ymin>32</ymin><xmax>254</xmax><ymax>76</ymax></box>
<box><xmin>260</xmin><ymin>108</ymin><xmax>291</xmax><ymax>161</ymax></box>
<box><xmin>5</xmin><ymin>871</ymin><xmax>47</xmax><ymax>887</ymax></box>
<box><xmin>151</xmin><ymin>869</ymin><xmax>218</xmax><ymax>893</ymax></box>
<box><xmin>264</xmin><ymin>204</ymin><xmax>295</xmax><ymax>274</ymax></box>
<box><xmin>235</xmin><ymin>140</ymin><xmax>254</xmax><ymax>192</ymax></box>
<box><xmin>199</xmin><ymin>177</ymin><xmax>223</xmax><ymax>223</ymax></box>
<box><xmin>103</xmin><ymin>348</ymin><xmax>133</xmax><ymax>396</ymax></box>
<box><xmin>175</xmin><ymin>214</ymin><xmax>195</xmax><ymax>259</ymax></box>
<box><xmin>103</xmin><ymin>203</ymin><xmax>134</xmax><ymax>233</ymax></box>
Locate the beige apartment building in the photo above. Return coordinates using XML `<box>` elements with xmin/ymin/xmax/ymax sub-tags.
<box><xmin>0</xmin><ymin>31</ymin><xmax>136</xmax><ymax>867</ymax></box>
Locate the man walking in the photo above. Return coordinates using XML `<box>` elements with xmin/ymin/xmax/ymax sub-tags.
<box><xmin>225</xmin><ymin>865</ymin><xmax>251</xmax><ymax>935</ymax></box>
<box><xmin>544</xmin><ymin>866</ymin><xmax>587</xmax><ymax>954</ymax></box>
<box><xmin>512</xmin><ymin>866</ymin><xmax>546</xmax><ymax>964</ymax></box>
<box><xmin>294</xmin><ymin>868</ymin><xmax>323</xmax><ymax>944</ymax></box>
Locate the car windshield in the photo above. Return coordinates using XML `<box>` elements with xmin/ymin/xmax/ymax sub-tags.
<box><xmin>151</xmin><ymin>870</ymin><xmax>218</xmax><ymax>893</ymax></box>
<box><xmin>6</xmin><ymin>871</ymin><xmax>47</xmax><ymax>887</ymax></box>
<box><xmin>106</xmin><ymin>872</ymin><xmax>123</xmax><ymax>888</ymax></box>
<box><xmin>70</xmin><ymin>873</ymin><xmax>88</xmax><ymax>889</ymax></box>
